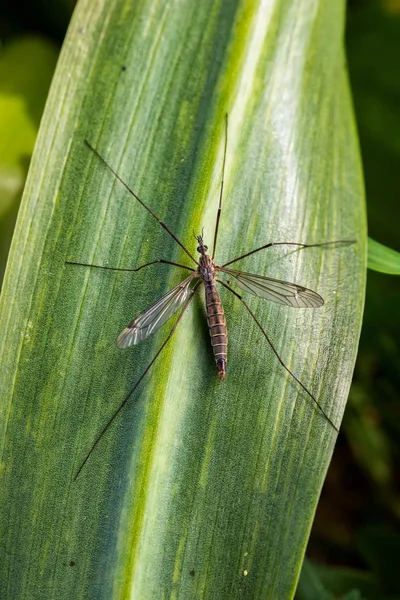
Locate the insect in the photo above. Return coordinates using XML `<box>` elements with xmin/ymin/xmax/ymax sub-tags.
<box><xmin>69</xmin><ymin>115</ymin><xmax>353</xmax><ymax>479</ymax></box>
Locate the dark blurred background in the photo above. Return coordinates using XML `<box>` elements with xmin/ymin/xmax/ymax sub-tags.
<box><xmin>310</xmin><ymin>2</ymin><xmax>400</xmax><ymax>597</ymax></box>
<box><xmin>0</xmin><ymin>0</ymin><xmax>399</xmax><ymax>597</ymax></box>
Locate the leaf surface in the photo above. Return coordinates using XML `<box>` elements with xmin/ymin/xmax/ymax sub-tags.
<box><xmin>0</xmin><ymin>1</ymin><xmax>366</xmax><ymax>598</ymax></box>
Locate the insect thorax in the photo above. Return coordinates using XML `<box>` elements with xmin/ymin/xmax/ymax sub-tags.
<box><xmin>198</xmin><ymin>254</ymin><xmax>215</xmax><ymax>283</ymax></box>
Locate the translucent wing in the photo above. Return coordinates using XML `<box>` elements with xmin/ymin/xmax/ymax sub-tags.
<box><xmin>117</xmin><ymin>274</ymin><xmax>198</xmax><ymax>348</ymax></box>
<box><xmin>220</xmin><ymin>267</ymin><xmax>324</xmax><ymax>308</ymax></box>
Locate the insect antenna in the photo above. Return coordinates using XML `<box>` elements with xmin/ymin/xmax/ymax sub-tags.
<box><xmin>211</xmin><ymin>113</ymin><xmax>228</xmax><ymax>260</ymax></box>
<box><xmin>84</xmin><ymin>140</ymin><xmax>198</xmax><ymax>265</ymax></box>
<box><xmin>73</xmin><ymin>281</ymin><xmax>201</xmax><ymax>481</ymax></box>
<box><xmin>217</xmin><ymin>279</ymin><xmax>339</xmax><ymax>432</ymax></box>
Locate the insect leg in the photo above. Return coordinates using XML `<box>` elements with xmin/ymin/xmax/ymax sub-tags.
<box><xmin>221</xmin><ymin>240</ymin><xmax>355</xmax><ymax>268</ymax></box>
<box><xmin>73</xmin><ymin>280</ymin><xmax>201</xmax><ymax>481</ymax></box>
<box><xmin>85</xmin><ymin>140</ymin><xmax>198</xmax><ymax>265</ymax></box>
<box><xmin>217</xmin><ymin>280</ymin><xmax>339</xmax><ymax>432</ymax></box>
<box><xmin>65</xmin><ymin>259</ymin><xmax>195</xmax><ymax>273</ymax></box>
<box><xmin>211</xmin><ymin>113</ymin><xmax>228</xmax><ymax>261</ymax></box>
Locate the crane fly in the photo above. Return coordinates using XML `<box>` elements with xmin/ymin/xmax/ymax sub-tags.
<box><xmin>68</xmin><ymin>115</ymin><xmax>354</xmax><ymax>479</ymax></box>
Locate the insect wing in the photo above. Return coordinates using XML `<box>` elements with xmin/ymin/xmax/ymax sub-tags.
<box><xmin>117</xmin><ymin>274</ymin><xmax>197</xmax><ymax>348</ymax></box>
<box><xmin>220</xmin><ymin>267</ymin><xmax>324</xmax><ymax>308</ymax></box>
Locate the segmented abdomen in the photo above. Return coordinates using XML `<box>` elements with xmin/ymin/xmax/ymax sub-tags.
<box><xmin>205</xmin><ymin>282</ymin><xmax>227</xmax><ymax>380</ymax></box>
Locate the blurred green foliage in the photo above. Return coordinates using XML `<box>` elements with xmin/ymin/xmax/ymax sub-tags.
<box><xmin>0</xmin><ymin>0</ymin><xmax>399</xmax><ymax>598</ymax></box>
<box><xmin>0</xmin><ymin>36</ymin><xmax>58</xmax><ymax>282</ymax></box>
<box><xmin>368</xmin><ymin>237</ymin><xmax>400</xmax><ymax>274</ymax></box>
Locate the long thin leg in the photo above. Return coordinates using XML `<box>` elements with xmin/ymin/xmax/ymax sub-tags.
<box><xmin>65</xmin><ymin>259</ymin><xmax>195</xmax><ymax>273</ymax></box>
<box><xmin>74</xmin><ymin>281</ymin><xmax>201</xmax><ymax>481</ymax></box>
<box><xmin>85</xmin><ymin>140</ymin><xmax>198</xmax><ymax>265</ymax></box>
<box><xmin>217</xmin><ymin>279</ymin><xmax>338</xmax><ymax>432</ymax></box>
<box><xmin>221</xmin><ymin>240</ymin><xmax>355</xmax><ymax>268</ymax></box>
<box><xmin>211</xmin><ymin>113</ymin><xmax>228</xmax><ymax>260</ymax></box>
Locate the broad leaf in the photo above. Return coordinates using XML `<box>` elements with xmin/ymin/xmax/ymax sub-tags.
<box><xmin>0</xmin><ymin>1</ymin><xmax>366</xmax><ymax>598</ymax></box>
<box><xmin>367</xmin><ymin>237</ymin><xmax>400</xmax><ymax>275</ymax></box>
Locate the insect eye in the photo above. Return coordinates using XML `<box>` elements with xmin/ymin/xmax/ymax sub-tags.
<box><xmin>197</xmin><ymin>246</ymin><xmax>201</xmax><ymax>253</ymax></box>
<box><xmin>204</xmin><ymin>245</ymin><xmax>208</xmax><ymax>251</ymax></box>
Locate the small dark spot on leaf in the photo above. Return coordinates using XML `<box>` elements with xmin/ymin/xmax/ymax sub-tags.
<box><xmin>121</xmin><ymin>65</ymin><xmax>126</xmax><ymax>71</ymax></box>
<box><xmin>69</xmin><ymin>561</ymin><xmax>76</xmax><ymax>567</ymax></box>
<box><xmin>189</xmin><ymin>569</ymin><xmax>195</xmax><ymax>577</ymax></box>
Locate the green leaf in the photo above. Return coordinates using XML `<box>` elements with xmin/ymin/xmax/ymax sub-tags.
<box><xmin>341</xmin><ymin>592</ymin><xmax>363</xmax><ymax>600</ymax></box>
<box><xmin>367</xmin><ymin>237</ymin><xmax>400</xmax><ymax>274</ymax></box>
<box><xmin>0</xmin><ymin>0</ymin><xmax>366</xmax><ymax>598</ymax></box>
<box><xmin>296</xmin><ymin>558</ymin><xmax>335</xmax><ymax>600</ymax></box>
<box><xmin>315</xmin><ymin>564</ymin><xmax>383</xmax><ymax>600</ymax></box>
<box><xmin>357</xmin><ymin>527</ymin><xmax>400</xmax><ymax>596</ymax></box>
<box><xmin>297</xmin><ymin>559</ymin><xmax>370</xmax><ymax>600</ymax></box>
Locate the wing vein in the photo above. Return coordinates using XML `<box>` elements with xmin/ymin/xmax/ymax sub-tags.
<box><xmin>117</xmin><ymin>273</ymin><xmax>199</xmax><ymax>348</ymax></box>
<box><xmin>219</xmin><ymin>267</ymin><xmax>323</xmax><ymax>308</ymax></box>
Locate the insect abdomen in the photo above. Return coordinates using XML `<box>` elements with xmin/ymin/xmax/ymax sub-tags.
<box><xmin>205</xmin><ymin>282</ymin><xmax>227</xmax><ymax>380</ymax></box>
